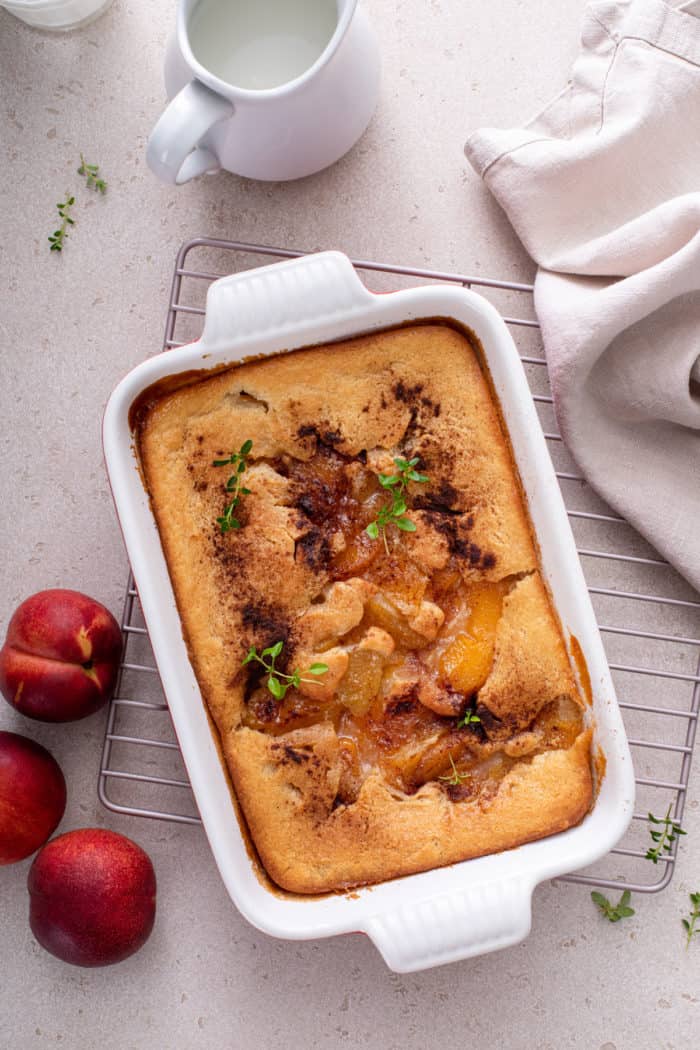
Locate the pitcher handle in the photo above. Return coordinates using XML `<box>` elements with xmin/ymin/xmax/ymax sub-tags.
<box><xmin>146</xmin><ymin>79</ymin><xmax>233</xmax><ymax>185</ymax></box>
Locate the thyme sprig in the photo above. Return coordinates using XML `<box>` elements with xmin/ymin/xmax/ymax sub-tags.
<box><xmin>591</xmin><ymin>889</ymin><xmax>635</xmax><ymax>923</ymax></box>
<box><xmin>438</xmin><ymin>755</ymin><xmax>471</xmax><ymax>786</ymax></box>
<box><xmin>646</xmin><ymin>804</ymin><xmax>686</xmax><ymax>863</ymax></box>
<box><xmin>242</xmin><ymin>641</ymin><xmax>328</xmax><ymax>700</ymax></box>
<box><xmin>365</xmin><ymin>456</ymin><xmax>429</xmax><ymax>554</ymax></box>
<box><xmin>682</xmin><ymin>892</ymin><xmax>700</xmax><ymax>949</ymax></box>
<box><xmin>78</xmin><ymin>153</ymin><xmax>107</xmax><ymax>193</ymax></box>
<box><xmin>457</xmin><ymin>709</ymin><xmax>481</xmax><ymax>729</ymax></box>
<box><xmin>48</xmin><ymin>196</ymin><xmax>75</xmax><ymax>252</ymax></box>
<box><xmin>213</xmin><ymin>439</ymin><xmax>253</xmax><ymax>532</ymax></box>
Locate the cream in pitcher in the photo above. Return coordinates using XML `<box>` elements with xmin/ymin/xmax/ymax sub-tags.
<box><xmin>147</xmin><ymin>0</ymin><xmax>380</xmax><ymax>184</ymax></box>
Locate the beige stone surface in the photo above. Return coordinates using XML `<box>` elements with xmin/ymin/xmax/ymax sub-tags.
<box><xmin>0</xmin><ymin>1</ymin><xmax>698</xmax><ymax>1048</ymax></box>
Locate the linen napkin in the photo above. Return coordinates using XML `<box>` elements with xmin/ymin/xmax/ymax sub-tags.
<box><xmin>465</xmin><ymin>0</ymin><xmax>700</xmax><ymax>593</ymax></box>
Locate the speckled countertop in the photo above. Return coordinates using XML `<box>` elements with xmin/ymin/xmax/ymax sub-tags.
<box><xmin>1</xmin><ymin>1</ymin><xmax>698</xmax><ymax>1047</ymax></box>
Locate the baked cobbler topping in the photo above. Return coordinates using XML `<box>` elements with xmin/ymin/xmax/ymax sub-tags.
<box><xmin>226</xmin><ymin>441</ymin><xmax>583</xmax><ymax>807</ymax></box>
<box><xmin>138</xmin><ymin>324</ymin><xmax>592</xmax><ymax>893</ymax></box>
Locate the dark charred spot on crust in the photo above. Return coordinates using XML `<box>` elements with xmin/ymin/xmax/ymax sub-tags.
<box><xmin>294</xmin><ymin>528</ymin><xmax>331</xmax><ymax>570</ymax></box>
<box><xmin>196</xmin><ymin>435</ymin><xmax>204</xmax><ymax>443</ymax></box>
<box><xmin>361</xmin><ymin>404</ymin><xmax>370</xmax><ymax>414</ymax></box>
<box><xmin>393</xmin><ymin>380</ymin><xmax>423</xmax><ymax>404</ymax></box>
<box><xmin>393</xmin><ymin>380</ymin><xmax>438</xmax><ymax>420</ymax></box>
<box><xmin>193</xmin><ymin>480</ymin><xmax>208</xmax><ymax>493</ymax></box>
<box><xmin>357</xmin><ymin>448</ymin><xmax>368</xmax><ymax>464</ymax></box>
<box><xmin>432</xmin><ymin>516</ymin><xmax>471</xmax><ymax>559</ymax></box>
<box><xmin>283</xmin><ymin>745</ymin><xmax>309</xmax><ymax>765</ymax></box>
<box><xmin>380</xmin><ymin>394</ymin><xmax>388</xmax><ymax>409</ymax></box>
<box><xmin>475</xmin><ymin>703</ymin><xmax>508</xmax><ymax>740</ymax></box>
<box><xmin>241</xmin><ymin>602</ymin><xmax>290</xmax><ymax>651</ymax></box>
<box><xmin>468</xmin><ymin>543</ymin><xmax>497</xmax><ymax>570</ymax></box>
<box><xmin>413</xmin><ymin>480</ymin><xmax>460</xmax><ymax>515</ymax></box>
<box><xmin>385</xmin><ymin>697</ymin><xmax>417</xmax><ymax>717</ymax></box>
<box><xmin>445</xmin><ymin>780</ymin><xmax>478</xmax><ymax>802</ymax></box>
<box><xmin>426</xmin><ymin>515</ymin><xmax>496</xmax><ymax>569</ymax></box>
<box><xmin>296</xmin><ymin>494</ymin><xmax>315</xmax><ymax>517</ymax></box>
<box><xmin>245</xmin><ymin>676</ymin><xmax>273</xmax><ymax>707</ymax></box>
<box><xmin>296</xmin><ymin>423</ymin><xmax>345</xmax><ymax>450</ymax></box>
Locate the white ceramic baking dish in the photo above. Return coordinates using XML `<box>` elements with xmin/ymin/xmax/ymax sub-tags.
<box><xmin>103</xmin><ymin>251</ymin><xmax>635</xmax><ymax>972</ymax></box>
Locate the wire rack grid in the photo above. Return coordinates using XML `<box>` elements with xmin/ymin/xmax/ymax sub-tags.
<box><xmin>98</xmin><ymin>236</ymin><xmax>700</xmax><ymax>895</ymax></box>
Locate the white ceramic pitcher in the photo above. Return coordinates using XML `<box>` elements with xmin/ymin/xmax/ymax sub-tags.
<box><xmin>147</xmin><ymin>0</ymin><xmax>380</xmax><ymax>184</ymax></box>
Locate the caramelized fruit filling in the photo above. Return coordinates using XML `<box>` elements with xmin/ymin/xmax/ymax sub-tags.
<box><xmin>240</xmin><ymin>446</ymin><xmax>582</xmax><ymax>804</ymax></box>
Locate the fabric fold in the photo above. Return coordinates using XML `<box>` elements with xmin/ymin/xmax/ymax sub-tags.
<box><xmin>465</xmin><ymin>0</ymin><xmax>700</xmax><ymax>592</ymax></box>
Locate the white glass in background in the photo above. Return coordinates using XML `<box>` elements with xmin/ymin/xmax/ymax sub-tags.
<box><xmin>0</xmin><ymin>0</ymin><xmax>114</xmax><ymax>31</ymax></box>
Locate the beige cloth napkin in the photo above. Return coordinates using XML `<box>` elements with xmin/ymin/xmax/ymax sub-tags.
<box><xmin>465</xmin><ymin>0</ymin><xmax>700</xmax><ymax>593</ymax></box>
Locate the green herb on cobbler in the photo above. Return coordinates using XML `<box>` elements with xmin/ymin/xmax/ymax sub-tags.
<box><xmin>365</xmin><ymin>457</ymin><xmax>429</xmax><ymax>554</ymax></box>
<box><xmin>457</xmin><ymin>709</ymin><xmax>481</xmax><ymax>729</ymax></box>
<box><xmin>242</xmin><ymin>641</ymin><xmax>328</xmax><ymax>700</ymax></box>
<box><xmin>438</xmin><ymin>755</ymin><xmax>472</xmax><ymax>787</ymax></box>
<box><xmin>213</xmin><ymin>439</ymin><xmax>253</xmax><ymax>532</ymax></box>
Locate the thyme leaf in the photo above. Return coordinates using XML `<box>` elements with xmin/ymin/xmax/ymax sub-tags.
<box><xmin>438</xmin><ymin>755</ymin><xmax>471</xmax><ymax>787</ymax></box>
<box><xmin>457</xmin><ymin>709</ymin><xmax>481</xmax><ymax>729</ymax></box>
<box><xmin>242</xmin><ymin>642</ymin><xmax>328</xmax><ymax>701</ymax></box>
<box><xmin>213</xmin><ymin>439</ymin><xmax>253</xmax><ymax>532</ymax></box>
<box><xmin>591</xmin><ymin>889</ymin><xmax>635</xmax><ymax>923</ymax></box>
<box><xmin>78</xmin><ymin>153</ymin><xmax>107</xmax><ymax>193</ymax></box>
<box><xmin>48</xmin><ymin>196</ymin><xmax>75</xmax><ymax>252</ymax></box>
<box><xmin>682</xmin><ymin>892</ymin><xmax>700</xmax><ymax>949</ymax></box>
<box><xmin>646</xmin><ymin>804</ymin><xmax>686</xmax><ymax>864</ymax></box>
<box><xmin>365</xmin><ymin>456</ymin><xmax>428</xmax><ymax>553</ymax></box>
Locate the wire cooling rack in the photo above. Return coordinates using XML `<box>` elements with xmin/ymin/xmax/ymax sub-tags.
<box><xmin>99</xmin><ymin>237</ymin><xmax>700</xmax><ymax>894</ymax></box>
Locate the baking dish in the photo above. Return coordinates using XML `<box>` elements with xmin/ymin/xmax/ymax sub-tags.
<box><xmin>103</xmin><ymin>250</ymin><xmax>635</xmax><ymax>972</ymax></box>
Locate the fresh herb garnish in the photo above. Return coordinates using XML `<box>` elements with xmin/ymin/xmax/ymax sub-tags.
<box><xmin>646</xmin><ymin>804</ymin><xmax>686</xmax><ymax>863</ymax></box>
<box><xmin>78</xmin><ymin>153</ymin><xmax>107</xmax><ymax>193</ymax></box>
<box><xmin>48</xmin><ymin>196</ymin><xmax>75</xmax><ymax>252</ymax></box>
<box><xmin>438</xmin><ymin>754</ymin><xmax>471</xmax><ymax>786</ymax></box>
<box><xmin>242</xmin><ymin>641</ymin><xmax>328</xmax><ymax>700</ymax></box>
<box><xmin>213</xmin><ymin>439</ymin><xmax>253</xmax><ymax>532</ymax></box>
<box><xmin>365</xmin><ymin>456</ymin><xmax>429</xmax><ymax>554</ymax></box>
<box><xmin>591</xmin><ymin>889</ymin><xmax>635</xmax><ymax>923</ymax></box>
<box><xmin>682</xmin><ymin>892</ymin><xmax>700</xmax><ymax>949</ymax></box>
<box><xmin>457</xmin><ymin>709</ymin><xmax>481</xmax><ymax>729</ymax></box>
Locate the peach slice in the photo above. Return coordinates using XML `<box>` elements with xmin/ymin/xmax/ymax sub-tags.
<box><xmin>439</xmin><ymin>584</ymin><xmax>505</xmax><ymax>695</ymax></box>
<box><xmin>337</xmin><ymin>649</ymin><xmax>385</xmax><ymax>716</ymax></box>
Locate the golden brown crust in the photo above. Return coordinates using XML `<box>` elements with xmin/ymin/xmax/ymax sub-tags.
<box><xmin>227</xmin><ymin>727</ymin><xmax>593</xmax><ymax>893</ymax></box>
<box><xmin>138</xmin><ymin>323</ymin><xmax>592</xmax><ymax>894</ymax></box>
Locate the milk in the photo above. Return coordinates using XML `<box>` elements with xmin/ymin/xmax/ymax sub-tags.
<box><xmin>1</xmin><ymin>0</ymin><xmax>114</xmax><ymax>30</ymax></box>
<box><xmin>188</xmin><ymin>0</ymin><xmax>339</xmax><ymax>90</ymax></box>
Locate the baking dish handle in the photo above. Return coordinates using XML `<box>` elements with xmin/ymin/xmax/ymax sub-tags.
<box><xmin>363</xmin><ymin>876</ymin><xmax>534</xmax><ymax>973</ymax></box>
<box><xmin>199</xmin><ymin>250</ymin><xmax>376</xmax><ymax>353</ymax></box>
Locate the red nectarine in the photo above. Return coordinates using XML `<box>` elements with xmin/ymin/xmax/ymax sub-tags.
<box><xmin>0</xmin><ymin>731</ymin><xmax>67</xmax><ymax>864</ymax></box>
<box><xmin>0</xmin><ymin>589</ymin><xmax>122</xmax><ymax>722</ymax></box>
<box><xmin>28</xmin><ymin>828</ymin><xmax>156</xmax><ymax>967</ymax></box>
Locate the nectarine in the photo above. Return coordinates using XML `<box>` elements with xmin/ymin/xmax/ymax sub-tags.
<box><xmin>28</xmin><ymin>828</ymin><xmax>156</xmax><ymax>967</ymax></box>
<box><xmin>0</xmin><ymin>731</ymin><xmax>66</xmax><ymax>864</ymax></box>
<box><xmin>0</xmin><ymin>589</ymin><xmax>122</xmax><ymax>722</ymax></box>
